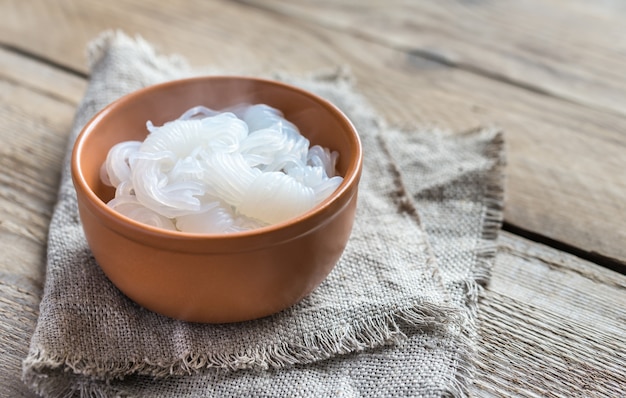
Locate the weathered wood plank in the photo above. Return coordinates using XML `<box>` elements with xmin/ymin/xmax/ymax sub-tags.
<box><xmin>474</xmin><ymin>232</ymin><xmax>626</xmax><ymax>397</ymax></box>
<box><xmin>238</xmin><ymin>0</ymin><xmax>626</xmax><ymax>118</ymax></box>
<box><xmin>0</xmin><ymin>50</ymin><xmax>81</xmax><ymax>398</ymax></box>
<box><xmin>0</xmin><ymin>46</ymin><xmax>86</xmax><ymax>105</ymax></box>
<box><xmin>1</xmin><ymin>0</ymin><xmax>624</xmax><ymax>266</ymax></box>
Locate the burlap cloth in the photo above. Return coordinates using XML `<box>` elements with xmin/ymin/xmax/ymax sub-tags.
<box><xmin>23</xmin><ymin>32</ymin><xmax>505</xmax><ymax>398</ymax></box>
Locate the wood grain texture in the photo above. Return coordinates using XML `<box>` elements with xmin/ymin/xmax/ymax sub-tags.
<box><xmin>475</xmin><ymin>233</ymin><xmax>626</xmax><ymax>397</ymax></box>
<box><xmin>1</xmin><ymin>0</ymin><xmax>625</xmax><ymax>266</ymax></box>
<box><xmin>0</xmin><ymin>47</ymin><xmax>86</xmax><ymax>105</ymax></box>
<box><xmin>238</xmin><ymin>0</ymin><xmax>626</xmax><ymax>117</ymax></box>
<box><xmin>0</xmin><ymin>50</ymin><xmax>82</xmax><ymax>398</ymax></box>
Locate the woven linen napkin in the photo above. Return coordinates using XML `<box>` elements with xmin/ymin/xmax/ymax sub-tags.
<box><xmin>23</xmin><ymin>32</ymin><xmax>505</xmax><ymax>397</ymax></box>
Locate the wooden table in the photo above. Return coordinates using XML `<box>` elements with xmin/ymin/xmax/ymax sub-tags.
<box><xmin>1</xmin><ymin>1</ymin><xmax>625</xmax><ymax>396</ymax></box>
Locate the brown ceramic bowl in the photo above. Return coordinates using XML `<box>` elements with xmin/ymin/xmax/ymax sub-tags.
<box><xmin>71</xmin><ymin>76</ymin><xmax>362</xmax><ymax>323</ymax></box>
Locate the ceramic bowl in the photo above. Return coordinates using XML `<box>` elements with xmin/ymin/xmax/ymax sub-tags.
<box><xmin>71</xmin><ymin>76</ymin><xmax>362</xmax><ymax>323</ymax></box>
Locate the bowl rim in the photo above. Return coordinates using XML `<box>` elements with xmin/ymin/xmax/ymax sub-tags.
<box><xmin>71</xmin><ymin>75</ymin><xmax>363</xmax><ymax>250</ymax></box>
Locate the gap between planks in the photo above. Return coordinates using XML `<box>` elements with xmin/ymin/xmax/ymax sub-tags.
<box><xmin>0</xmin><ymin>43</ymin><xmax>87</xmax><ymax>79</ymax></box>
<box><xmin>503</xmin><ymin>222</ymin><xmax>626</xmax><ymax>274</ymax></box>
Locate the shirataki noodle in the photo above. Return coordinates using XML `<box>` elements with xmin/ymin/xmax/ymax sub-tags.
<box><xmin>100</xmin><ymin>104</ymin><xmax>344</xmax><ymax>233</ymax></box>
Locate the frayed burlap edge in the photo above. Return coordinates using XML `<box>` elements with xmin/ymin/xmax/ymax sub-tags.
<box><xmin>23</xmin><ymin>302</ymin><xmax>457</xmax><ymax>396</ymax></box>
<box><xmin>440</xmin><ymin>128</ymin><xmax>506</xmax><ymax>397</ymax></box>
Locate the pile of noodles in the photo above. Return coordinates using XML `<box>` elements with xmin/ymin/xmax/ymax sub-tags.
<box><xmin>100</xmin><ymin>104</ymin><xmax>343</xmax><ymax>233</ymax></box>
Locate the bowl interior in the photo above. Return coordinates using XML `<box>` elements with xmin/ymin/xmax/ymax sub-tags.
<box><xmin>78</xmin><ymin>77</ymin><xmax>359</xmax><ymax>214</ymax></box>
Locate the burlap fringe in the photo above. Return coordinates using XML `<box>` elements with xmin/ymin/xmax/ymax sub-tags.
<box><xmin>23</xmin><ymin>302</ymin><xmax>459</xmax><ymax>395</ymax></box>
<box><xmin>445</xmin><ymin>128</ymin><xmax>506</xmax><ymax>397</ymax></box>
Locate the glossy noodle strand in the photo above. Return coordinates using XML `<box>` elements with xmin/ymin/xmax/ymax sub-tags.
<box><xmin>100</xmin><ymin>104</ymin><xmax>344</xmax><ymax>233</ymax></box>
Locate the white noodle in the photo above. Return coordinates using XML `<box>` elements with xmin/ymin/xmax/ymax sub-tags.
<box><xmin>101</xmin><ymin>104</ymin><xmax>344</xmax><ymax>233</ymax></box>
